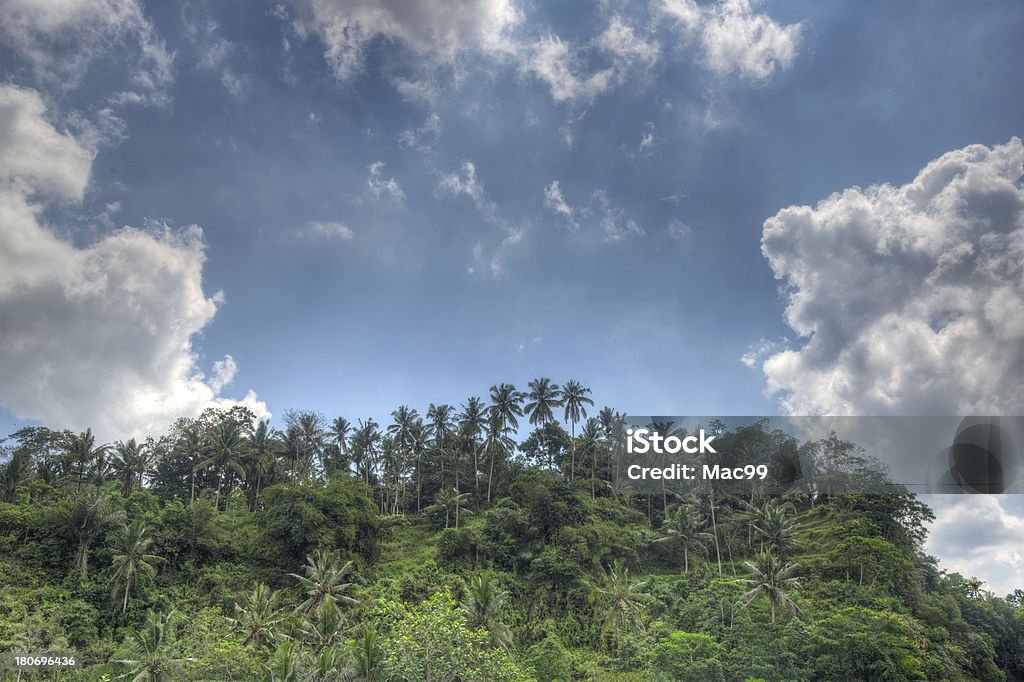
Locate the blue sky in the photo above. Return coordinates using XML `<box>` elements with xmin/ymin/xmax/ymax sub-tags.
<box><xmin>1</xmin><ymin>0</ymin><xmax>1023</xmax><ymax>593</ymax></box>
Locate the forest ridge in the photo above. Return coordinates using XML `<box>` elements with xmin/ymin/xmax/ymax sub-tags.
<box><xmin>1</xmin><ymin>379</ymin><xmax>1023</xmax><ymax>681</ymax></box>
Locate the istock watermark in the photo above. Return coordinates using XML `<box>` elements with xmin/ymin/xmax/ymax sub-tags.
<box><xmin>613</xmin><ymin>416</ymin><xmax>1024</xmax><ymax>495</ymax></box>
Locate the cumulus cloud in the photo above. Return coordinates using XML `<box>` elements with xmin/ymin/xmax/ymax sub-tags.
<box><xmin>0</xmin><ymin>0</ymin><xmax>174</xmax><ymax>106</ymax></box>
<box><xmin>753</xmin><ymin>138</ymin><xmax>1024</xmax><ymax>595</ymax></box>
<box><xmin>662</xmin><ymin>0</ymin><xmax>801</xmax><ymax>81</ymax></box>
<box><xmin>757</xmin><ymin>138</ymin><xmax>1024</xmax><ymax>416</ymax></box>
<box><xmin>0</xmin><ymin>85</ymin><xmax>267</xmax><ymax>441</ymax></box>
<box><xmin>397</xmin><ymin>113</ymin><xmax>441</xmax><ymax>151</ymax></box>
<box><xmin>287</xmin><ymin>0</ymin><xmax>520</xmax><ymax>82</ymax></box>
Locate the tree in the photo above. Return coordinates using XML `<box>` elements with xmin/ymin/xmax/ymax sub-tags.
<box><xmin>114</xmin><ymin>609</ymin><xmax>194</xmax><ymax>682</ymax></box>
<box><xmin>290</xmin><ymin>548</ymin><xmax>359</xmax><ymax>615</ymax></box>
<box><xmin>347</xmin><ymin>623</ymin><xmax>385</xmax><ymax>682</ymax></box>
<box><xmin>230</xmin><ymin>582</ymin><xmax>284</xmax><ymax>649</ymax></box>
<box><xmin>194</xmin><ymin>420</ymin><xmax>246</xmax><ymax>510</ymax></box>
<box><xmin>656</xmin><ymin>501</ymin><xmax>710</xmax><ymax>573</ymax></box>
<box><xmin>67</xmin><ymin>491</ymin><xmax>120</xmax><ymax>579</ymax></box>
<box><xmin>592</xmin><ymin>560</ymin><xmax>650</xmax><ymax>650</ymax></box>
<box><xmin>427</xmin><ymin>402</ymin><xmax>456</xmax><ymax>491</ymax></box>
<box><xmin>388</xmin><ymin>405</ymin><xmax>420</xmax><ymax>511</ymax></box>
<box><xmin>524</xmin><ymin>378</ymin><xmax>563</xmax><ymax>471</ymax></box>
<box><xmin>171</xmin><ymin>421</ymin><xmax>204</xmax><ymax>503</ymax></box>
<box><xmin>561</xmin><ymin>379</ymin><xmax>594</xmax><ymax>482</ymax></box>
<box><xmin>459</xmin><ymin>396</ymin><xmax>487</xmax><ymax>493</ymax></box>
<box><xmin>737</xmin><ymin>551</ymin><xmax>802</xmax><ymax>624</ymax></box>
<box><xmin>330</xmin><ymin>416</ymin><xmax>352</xmax><ymax>472</ymax></box>
<box><xmin>65</xmin><ymin>428</ymin><xmax>109</xmax><ymax>491</ymax></box>
<box><xmin>112</xmin><ymin>438</ymin><xmax>150</xmax><ymax>498</ymax></box>
<box><xmin>487</xmin><ymin>383</ymin><xmax>524</xmax><ymax>501</ymax></box>
<box><xmin>246</xmin><ymin>419</ymin><xmax>280</xmax><ymax>511</ymax></box>
<box><xmin>424</xmin><ymin>487</ymin><xmax>473</xmax><ymax>529</ymax></box>
<box><xmin>462</xmin><ymin>573</ymin><xmax>513</xmax><ymax>650</ymax></box>
<box><xmin>106</xmin><ymin>519</ymin><xmax>164</xmax><ymax>612</ymax></box>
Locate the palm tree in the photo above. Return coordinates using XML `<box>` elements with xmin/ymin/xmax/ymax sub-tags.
<box><xmin>106</xmin><ymin>519</ymin><xmax>164</xmax><ymax>612</ymax></box>
<box><xmin>736</xmin><ymin>551</ymin><xmax>802</xmax><ymax>624</ymax></box>
<box><xmin>330</xmin><ymin>416</ymin><xmax>352</xmax><ymax>472</ymax></box>
<box><xmin>194</xmin><ymin>420</ymin><xmax>246</xmax><ymax>510</ymax></box>
<box><xmin>427</xmin><ymin>403</ymin><xmax>455</xmax><ymax>490</ymax></box>
<box><xmin>578</xmin><ymin>418</ymin><xmax>604</xmax><ymax>499</ymax></box>
<box><xmin>230</xmin><ymin>582</ymin><xmax>284</xmax><ymax>649</ymax></box>
<box><xmin>68</xmin><ymin>492</ymin><xmax>119</xmax><ymax>579</ymax></box>
<box><xmin>266</xmin><ymin>639</ymin><xmax>302</xmax><ymax>682</ymax></box>
<box><xmin>462</xmin><ymin>574</ymin><xmax>513</xmax><ymax>649</ymax></box>
<box><xmin>290</xmin><ymin>549</ymin><xmax>359</xmax><ymax>615</ymax></box>
<box><xmin>458</xmin><ymin>397</ymin><xmax>487</xmax><ymax>493</ymax></box>
<box><xmin>748</xmin><ymin>498</ymin><xmax>799</xmax><ymax>557</ymax></box>
<box><xmin>524</xmin><ymin>378</ymin><xmax>563</xmax><ymax>470</ymax></box>
<box><xmin>488</xmin><ymin>384</ymin><xmax>523</xmax><ymax>501</ymax></box>
<box><xmin>349</xmin><ymin>419</ymin><xmax>381</xmax><ymax>485</ymax></box>
<box><xmin>561</xmin><ymin>380</ymin><xmax>594</xmax><ymax>482</ymax></box>
<box><xmin>112</xmin><ymin>438</ymin><xmax>149</xmax><ymax>498</ymax></box>
<box><xmin>347</xmin><ymin>623</ymin><xmax>384</xmax><ymax>682</ymax></box>
<box><xmin>655</xmin><ymin>502</ymin><xmax>710</xmax><ymax>573</ymax></box>
<box><xmin>424</xmin><ymin>487</ymin><xmax>473</xmax><ymax>529</ymax></box>
<box><xmin>247</xmin><ymin>420</ymin><xmax>279</xmax><ymax>511</ymax></box>
<box><xmin>388</xmin><ymin>406</ymin><xmax>420</xmax><ymax>511</ymax></box>
<box><xmin>114</xmin><ymin>609</ymin><xmax>194</xmax><ymax>682</ymax></box>
<box><xmin>173</xmin><ymin>423</ymin><xmax>204</xmax><ymax>504</ymax></box>
<box><xmin>592</xmin><ymin>560</ymin><xmax>650</xmax><ymax>651</ymax></box>
<box><xmin>300</xmin><ymin>601</ymin><xmax>347</xmax><ymax>653</ymax></box>
<box><xmin>483</xmin><ymin>411</ymin><xmax>515</xmax><ymax>504</ymax></box>
<box><xmin>65</xmin><ymin>428</ymin><xmax>109</xmax><ymax>491</ymax></box>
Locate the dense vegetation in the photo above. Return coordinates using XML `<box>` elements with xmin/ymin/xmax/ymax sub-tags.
<box><xmin>1</xmin><ymin>380</ymin><xmax>1022</xmax><ymax>681</ymax></box>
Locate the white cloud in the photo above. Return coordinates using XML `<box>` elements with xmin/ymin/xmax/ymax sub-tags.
<box><xmin>398</xmin><ymin>113</ymin><xmax>441</xmax><ymax>151</ymax></box>
<box><xmin>757</xmin><ymin>138</ymin><xmax>1024</xmax><ymax>416</ymax></box>
<box><xmin>288</xmin><ymin>0</ymin><xmax>520</xmax><ymax>82</ymax></box>
<box><xmin>0</xmin><ymin>84</ymin><xmax>267</xmax><ymax>441</ymax></box>
<box><xmin>754</xmin><ymin>138</ymin><xmax>1024</xmax><ymax>596</ymax></box>
<box><xmin>366</xmin><ymin>162</ymin><xmax>405</xmax><ymax>203</ymax></box>
<box><xmin>435</xmin><ymin>161</ymin><xmax>496</xmax><ymax>218</ymax></box>
<box><xmin>662</xmin><ymin>0</ymin><xmax>801</xmax><ymax>81</ymax></box>
<box><xmin>521</xmin><ymin>17</ymin><xmax>658</xmax><ymax>106</ymax></box>
<box><xmin>666</xmin><ymin>218</ymin><xmax>693</xmax><ymax>241</ymax></box>
<box><xmin>300</xmin><ymin>220</ymin><xmax>354</xmax><ymax>240</ymax></box>
<box><xmin>542</xmin><ymin>183</ymin><xmax>645</xmax><ymax>243</ymax></box>
<box><xmin>543</xmin><ymin>180</ymin><xmax>575</xmax><ymax>226</ymax></box>
<box><xmin>0</xmin><ymin>0</ymin><xmax>174</xmax><ymax>106</ymax></box>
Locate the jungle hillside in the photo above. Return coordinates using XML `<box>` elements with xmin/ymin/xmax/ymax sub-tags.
<box><xmin>1</xmin><ymin>380</ymin><xmax>1022</xmax><ymax>681</ymax></box>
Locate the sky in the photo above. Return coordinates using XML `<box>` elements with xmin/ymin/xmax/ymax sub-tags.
<box><xmin>0</xmin><ymin>0</ymin><xmax>1023</xmax><ymax>593</ymax></box>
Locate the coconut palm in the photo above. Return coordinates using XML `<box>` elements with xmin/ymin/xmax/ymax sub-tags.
<box><xmin>561</xmin><ymin>380</ymin><xmax>594</xmax><ymax>481</ymax></box>
<box><xmin>65</xmin><ymin>428</ymin><xmax>109</xmax><ymax>491</ymax></box>
<box><xmin>347</xmin><ymin>623</ymin><xmax>384</xmax><ymax>682</ymax></box>
<box><xmin>424</xmin><ymin>487</ymin><xmax>473</xmax><ymax>529</ymax></box>
<box><xmin>458</xmin><ymin>397</ymin><xmax>487</xmax><ymax>493</ymax></box>
<box><xmin>427</xmin><ymin>403</ymin><xmax>456</xmax><ymax>490</ymax></box>
<box><xmin>266</xmin><ymin>640</ymin><xmax>302</xmax><ymax>682</ymax></box>
<box><xmin>194</xmin><ymin>420</ymin><xmax>246</xmax><ymax>510</ymax></box>
<box><xmin>290</xmin><ymin>549</ymin><xmax>359</xmax><ymax>615</ymax></box>
<box><xmin>68</xmin><ymin>492</ymin><xmax>120</xmax><ymax>579</ymax></box>
<box><xmin>230</xmin><ymin>582</ymin><xmax>284</xmax><ymax>649</ymax></box>
<box><xmin>112</xmin><ymin>438</ymin><xmax>149</xmax><ymax>498</ymax></box>
<box><xmin>330</xmin><ymin>416</ymin><xmax>352</xmax><ymax>471</ymax></box>
<box><xmin>114</xmin><ymin>609</ymin><xmax>194</xmax><ymax>682</ymax></box>
<box><xmin>462</xmin><ymin>574</ymin><xmax>513</xmax><ymax>649</ymax></box>
<box><xmin>106</xmin><ymin>519</ymin><xmax>164</xmax><ymax>612</ymax></box>
<box><xmin>592</xmin><ymin>560</ymin><xmax>650</xmax><ymax>651</ymax></box>
<box><xmin>736</xmin><ymin>551</ymin><xmax>803</xmax><ymax>623</ymax></box>
<box><xmin>524</xmin><ymin>378</ymin><xmax>563</xmax><ymax>470</ymax></box>
<box><xmin>748</xmin><ymin>498</ymin><xmax>799</xmax><ymax>557</ymax></box>
<box><xmin>172</xmin><ymin>423</ymin><xmax>204</xmax><ymax>503</ymax></box>
<box><xmin>246</xmin><ymin>420</ymin><xmax>280</xmax><ymax>511</ymax></box>
<box><xmin>655</xmin><ymin>502</ymin><xmax>710</xmax><ymax>573</ymax></box>
<box><xmin>483</xmin><ymin>411</ymin><xmax>515</xmax><ymax>504</ymax></box>
<box><xmin>300</xmin><ymin>601</ymin><xmax>347</xmax><ymax>653</ymax></box>
<box><xmin>388</xmin><ymin>406</ymin><xmax>420</xmax><ymax>510</ymax></box>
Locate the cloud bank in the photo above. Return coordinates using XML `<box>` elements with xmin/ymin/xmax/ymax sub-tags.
<box><xmin>0</xmin><ymin>85</ymin><xmax>267</xmax><ymax>441</ymax></box>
